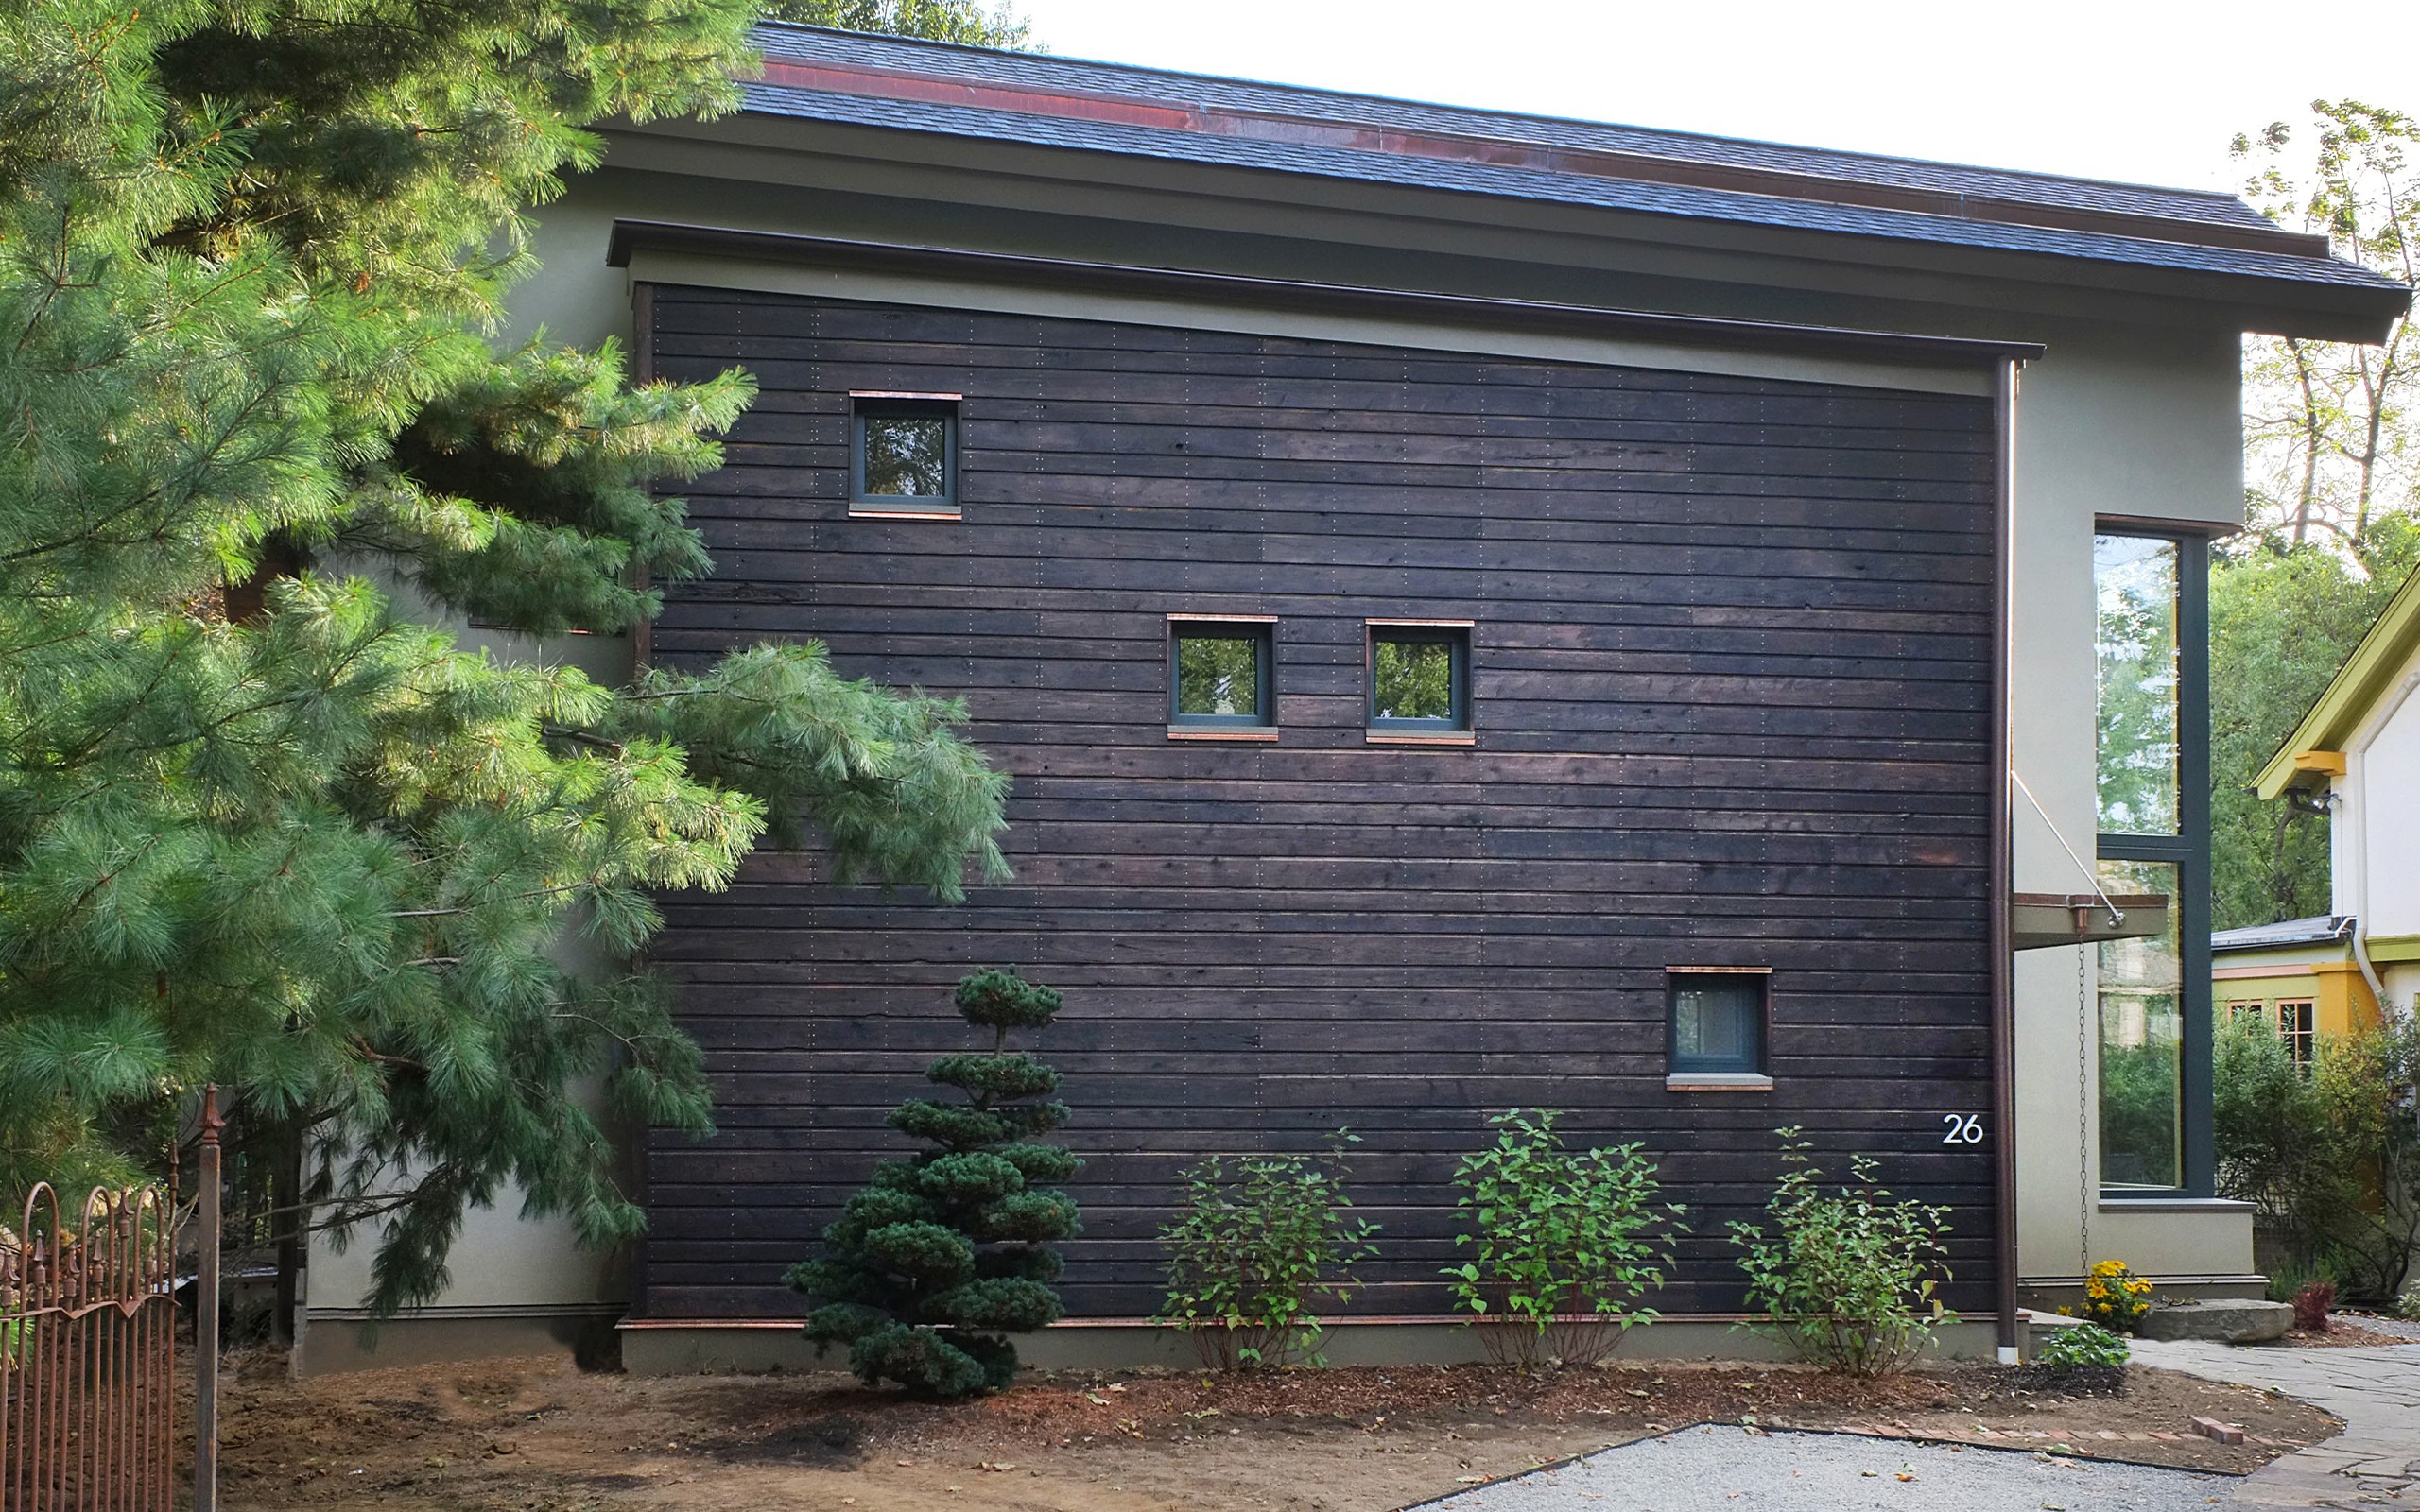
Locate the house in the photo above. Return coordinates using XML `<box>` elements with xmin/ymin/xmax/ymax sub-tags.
<box><xmin>2211</xmin><ymin>915</ymin><xmax>2378</xmax><ymax>1061</ymax></box>
<box><xmin>296</xmin><ymin>25</ymin><xmax>2411</xmax><ymax>1374</ymax></box>
<box><xmin>2220</xmin><ymin>565</ymin><xmax>2420</xmax><ymax>1028</ymax></box>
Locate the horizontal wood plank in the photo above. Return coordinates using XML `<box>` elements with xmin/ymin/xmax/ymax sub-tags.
<box><xmin>635</xmin><ymin>289</ymin><xmax>1998</xmax><ymax>1324</ymax></box>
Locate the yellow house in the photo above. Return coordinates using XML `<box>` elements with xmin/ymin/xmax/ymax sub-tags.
<box><xmin>2211</xmin><ymin>916</ymin><xmax>2381</xmax><ymax>1062</ymax></box>
<box><xmin>2243</xmin><ymin>568</ymin><xmax>2420</xmax><ymax>1026</ymax></box>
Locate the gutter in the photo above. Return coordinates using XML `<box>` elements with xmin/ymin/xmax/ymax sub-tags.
<box><xmin>1990</xmin><ymin>358</ymin><xmax>2021</xmax><ymax>1364</ymax></box>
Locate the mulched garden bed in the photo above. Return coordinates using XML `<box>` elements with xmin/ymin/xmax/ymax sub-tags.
<box><xmin>210</xmin><ymin>1350</ymin><xmax>2341</xmax><ymax>1512</ymax></box>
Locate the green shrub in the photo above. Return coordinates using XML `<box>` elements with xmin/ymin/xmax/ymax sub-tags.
<box><xmin>2034</xmin><ymin>1321</ymin><xmax>2129</xmax><ymax>1370</ymax></box>
<box><xmin>1155</xmin><ymin>1135</ymin><xmax>1378</xmax><ymax>1369</ymax></box>
<box><xmin>786</xmin><ymin>970</ymin><xmax>1080</xmax><ymax>1399</ymax></box>
<box><xmin>1729</xmin><ymin>1128</ymin><xmax>1957</xmax><ymax>1376</ymax></box>
<box><xmin>1443</xmin><ymin>1108</ymin><xmax>1685</xmax><ymax>1367</ymax></box>
<box><xmin>2218</xmin><ymin>1012</ymin><xmax>2420</xmax><ymax>1302</ymax></box>
<box><xmin>2263</xmin><ymin>1252</ymin><xmax>2340</xmax><ymax>1305</ymax></box>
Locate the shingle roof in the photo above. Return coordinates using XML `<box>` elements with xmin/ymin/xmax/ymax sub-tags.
<box><xmin>2212</xmin><ymin>916</ymin><xmax>2355</xmax><ymax>952</ymax></box>
<box><xmin>742</xmin><ymin>25</ymin><xmax>2409</xmax><ymax>303</ymax></box>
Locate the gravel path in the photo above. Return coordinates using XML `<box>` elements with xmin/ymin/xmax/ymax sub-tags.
<box><xmin>1417</xmin><ymin>1425</ymin><xmax>2235</xmax><ymax>1511</ymax></box>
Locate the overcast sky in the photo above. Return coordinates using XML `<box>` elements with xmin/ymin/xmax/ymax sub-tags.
<box><xmin>1009</xmin><ymin>0</ymin><xmax>2420</xmax><ymax>195</ymax></box>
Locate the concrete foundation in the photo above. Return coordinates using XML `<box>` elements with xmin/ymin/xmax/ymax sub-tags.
<box><xmin>297</xmin><ymin>1305</ymin><xmax>625</xmax><ymax>1376</ymax></box>
<box><xmin>617</xmin><ymin>1315</ymin><xmax>2016</xmax><ymax>1377</ymax></box>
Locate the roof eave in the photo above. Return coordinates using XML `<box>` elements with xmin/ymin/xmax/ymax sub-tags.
<box><xmin>2254</xmin><ymin>568</ymin><xmax>2420</xmax><ymax>799</ymax></box>
<box><xmin>616</xmin><ymin>110</ymin><xmax>2410</xmax><ymax>342</ymax></box>
<box><xmin>605</xmin><ymin>220</ymin><xmax>2046</xmax><ymax>367</ymax></box>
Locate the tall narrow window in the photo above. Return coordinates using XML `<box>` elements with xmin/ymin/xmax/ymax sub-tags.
<box><xmin>1167</xmin><ymin>618</ymin><xmax>1274</xmax><ymax>733</ymax></box>
<box><xmin>2096</xmin><ymin>856</ymin><xmax>2183</xmax><ymax>1188</ymax></box>
<box><xmin>2094</xmin><ymin>530</ymin><xmax>2211</xmax><ymax>1194</ymax></box>
<box><xmin>1367</xmin><ymin>622</ymin><xmax>1471</xmax><ymax>734</ymax></box>
<box><xmin>851</xmin><ymin>394</ymin><xmax>958</xmax><ymax>514</ymax></box>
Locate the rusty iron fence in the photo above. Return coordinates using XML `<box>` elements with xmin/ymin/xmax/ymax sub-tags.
<box><xmin>0</xmin><ymin>1182</ymin><xmax>179</xmax><ymax>1512</ymax></box>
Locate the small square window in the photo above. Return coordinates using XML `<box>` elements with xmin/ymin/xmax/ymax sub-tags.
<box><xmin>851</xmin><ymin>396</ymin><xmax>957</xmax><ymax>513</ymax></box>
<box><xmin>1168</xmin><ymin>620</ymin><xmax>1274</xmax><ymax>730</ymax></box>
<box><xmin>1367</xmin><ymin>623</ymin><xmax>1470</xmax><ymax>732</ymax></box>
<box><xmin>1668</xmin><ymin>971</ymin><xmax>1769</xmax><ymax>1082</ymax></box>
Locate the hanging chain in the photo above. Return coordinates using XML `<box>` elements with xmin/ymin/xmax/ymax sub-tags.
<box><xmin>2081</xmin><ymin>943</ymin><xmax>2100</xmax><ymax>1277</ymax></box>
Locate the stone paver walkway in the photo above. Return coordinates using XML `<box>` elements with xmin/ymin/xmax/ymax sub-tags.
<box><xmin>2127</xmin><ymin>1335</ymin><xmax>2420</xmax><ymax>1509</ymax></box>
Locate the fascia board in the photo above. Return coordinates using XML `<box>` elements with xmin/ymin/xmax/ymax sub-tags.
<box><xmin>597</xmin><ymin>114</ymin><xmax>2409</xmax><ymax>344</ymax></box>
<box><xmin>2255</xmin><ymin>570</ymin><xmax>2420</xmax><ymax>799</ymax></box>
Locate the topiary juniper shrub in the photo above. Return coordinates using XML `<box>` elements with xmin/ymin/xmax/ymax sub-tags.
<box><xmin>786</xmin><ymin>970</ymin><xmax>1080</xmax><ymax>1398</ymax></box>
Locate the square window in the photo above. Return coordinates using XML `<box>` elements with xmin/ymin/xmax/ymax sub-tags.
<box><xmin>1367</xmin><ymin>623</ymin><xmax>1470</xmax><ymax>731</ymax></box>
<box><xmin>1668</xmin><ymin>971</ymin><xmax>1768</xmax><ymax>1077</ymax></box>
<box><xmin>1168</xmin><ymin>621</ymin><xmax>1274</xmax><ymax>729</ymax></box>
<box><xmin>852</xmin><ymin>396</ymin><xmax>957</xmax><ymax>512</ymax></box>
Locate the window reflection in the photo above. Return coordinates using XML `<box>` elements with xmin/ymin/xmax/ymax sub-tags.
<box><xmin>2098</xmin><ymin>857</ymin><xmax>2182</xmax><ymax>1190</ymax></box>
<box><xmin>2094</xmin><ymin>535</ymin><xmax>2180</xmax><ymax>834</ymax></box>
<box><xmin>1175</xmin><ymin>633</ymin><xmax>1264</xmax><ymax>720</ymax></box>
<box><xmin>861</xmin><ymin>414</ymin><xmax>950</xmax><ymax>499</ymax></box>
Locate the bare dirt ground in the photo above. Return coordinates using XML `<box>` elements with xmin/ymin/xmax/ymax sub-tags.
<box><xmin>214</xmin><ymin>1350</ymin><xmax>2341</xmax><ymax>1512</ymax></box>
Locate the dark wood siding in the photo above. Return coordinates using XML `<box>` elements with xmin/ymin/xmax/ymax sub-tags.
<box><xmin>639</xmin><ymin>287</ymin><xmax>1998</xmax><ymax>1321</ymax></box>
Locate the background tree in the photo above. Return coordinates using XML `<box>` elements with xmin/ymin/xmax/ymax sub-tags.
<box><xmin>2213</xmin><ymin>103</ymin><xmax>2420</xmax><ymax>927</ymax></box>
<box><xmin>787</xmin><ymin>970</ymin><xmax>1079</xmax><ymax>1399</ymax></box>
<box><xmin>2237</xmin><ymin>103</ymin><xmax>2416</xmax><ymax>555</ymax></box>
<box><xmin>0</xmin><ymin>0</ymin><xmax>1009</xmax><ymax>1314</ymax></box>
<box><xmin>2210</xmin><ymin>524</ymin><xmax>2419</xmax><ymax>929</ymax></box>
<box><xmin>757</xmin><ymin>0</ymin><xmax>1034</xmax><ymax>48</ymax></box>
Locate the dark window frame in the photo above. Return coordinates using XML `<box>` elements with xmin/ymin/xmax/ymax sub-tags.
<box><xmin>1167</xmin><ymin>617</ymin><xmax>1276</xmax><ymax>730</ymax></box>
<box><xmin>2094</xmin><ymin>526</ymin><xmax>2213</xmax><ymax>1198</ymax></box>
<box><xmin>849</xmin><ymin>393</ymin><xmax>959</xmax><ymax>514</ymax></box>
<box><xmin>1666</xmin><ymin>969</ymin><xmax>1772</xmax><ymax>1078</ymax></box>
<box><xmin>1366</xmin><ymin>621</ymin><xmax>1473</xmax><ymax>732</ymax></box>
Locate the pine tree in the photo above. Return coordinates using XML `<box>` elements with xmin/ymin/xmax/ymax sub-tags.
<box><xmin>0</xmin><ymin>2</ymin><xmax>1010</xmax><ymax>1314</ymax></box>
<box><xmin>786</xmin><ymin>970</ymin><xmax>1079</xmax><ymax>1398</ymax></box>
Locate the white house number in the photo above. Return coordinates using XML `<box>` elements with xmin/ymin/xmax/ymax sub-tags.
<box><xmin>1941</xmin><ymin>1113</ymin><xmax>1985</xmax><ymax>1144</ymax></box>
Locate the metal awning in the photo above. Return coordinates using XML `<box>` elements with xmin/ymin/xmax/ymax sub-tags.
<box><xmin>2013</xmin><ymin>892</ymin><xmax>2169</xmax><ymax>951</ymax></box>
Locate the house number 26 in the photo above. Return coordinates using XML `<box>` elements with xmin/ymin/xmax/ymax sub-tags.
<box><xmin>1941</xmin><ymin>1113</ymin><xmax>1985</xmax><ymax>1144</ymax></box>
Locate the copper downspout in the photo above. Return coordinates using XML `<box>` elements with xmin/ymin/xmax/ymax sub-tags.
<box><xmin>1990</xmin><ymin>359</ymin><xmax>2022</xmax><ymax>1362</ymax></box>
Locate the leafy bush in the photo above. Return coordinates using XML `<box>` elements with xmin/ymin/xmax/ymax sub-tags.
<box><xmin>1443</xmin><ymin>1109</ymin><xmax>1685</xmax><ymax>1367</ymax></box>
<box><xmin>786</xmin><ymin>971</ymin><xmax>1080</xmax><ymax>1399</ymax></box>
<box><xmin>1729</xmin><ymin>1129</ymin><xmax>1956</xmax><ymax>1376</ymax></box>
<box><xmin>1155</xmin><ymin>1136</ymin><xmax>1378</xmax><ymax>1369</ymax></box>
<box><xmin>2293</xmin><ymin>1280</ymin><xmax>2336</xmax><ymax>1333</ymax></box>
<box><xmin>2034</xmin><ymin>1321</ymin><xmax>2129</xmax><ymax>1370</ymax></box>
<box><xmin>2079</xmin><ymin>1260</ymin><xmax>2154</xmax><ymax>1334</ymax></box>
<box><xmin>2265</xmin><ymin>1252</ymin><xmax>2339</xmax><ymax>1304</ymax></box>
<box><xmin>2218</xmin><ymin>1012</ymin><xmax>2420</xmax><ymax>1301</ymax></box>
